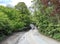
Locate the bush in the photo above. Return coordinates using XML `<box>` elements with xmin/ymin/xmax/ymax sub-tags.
<box><xmin>53</xmin><ymin>33</ymin><xmax>60</xmax><ymax>41</ymax></box>
<box><xmin>0</xmin><ymin>6</ymin><xmax>31</xmax><ymax>40</ymax></box>
<box><xmin>32</xmin><ymin>7</ymin><xmax>60</xmax><ymax>41</ymax></box>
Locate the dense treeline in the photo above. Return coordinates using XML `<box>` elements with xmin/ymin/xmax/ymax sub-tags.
<box><xmin>0</xmin><ymin>2</ymin><xmax>31</xmax><ymax>41</ymax></box>
<box><xmin>31</xmin><ymin>0</ymin><xmax>60</xmax><ymax>41</ymax></box>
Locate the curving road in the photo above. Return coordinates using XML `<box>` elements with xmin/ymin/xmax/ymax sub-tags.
<box><xmin>1</xmin><ymin>24</ymin><xmax>60</xmax><ymax>44</ymax></box>
<box><xmin>0</xmin><ymin>32</ymin><xmax>25</xmax><ymax>44</ymax></box>
<box><xmin>17</xmin><ymin>28</ymin><xmax>60</xmax><ymax>44</ymax></box>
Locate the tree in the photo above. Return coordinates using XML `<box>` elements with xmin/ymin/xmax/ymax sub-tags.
<box><xmin>0</xmin><ymin>5</ymin><xmax>31</xmax><ymax>41</ymax></box>
<box><xmin>15</xmin><ymin>2</ymin><xmax>30</xmax><ymax>15</ymax></box>
<box><xmin>31</xmin><ymin>0</ymin><xmax>60</xmax><ymax>41</ymax></box>
<box><xmin>41</xmin><ymin>0</ymin><xmax>60</xmax><ymax>23</ymax></box>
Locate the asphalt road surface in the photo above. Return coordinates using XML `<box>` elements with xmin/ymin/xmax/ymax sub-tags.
<box><xmin>0</xmin><ymin>32</ymin><xmax>25</xmax><ymax>44</ymax></box>
<box><xmin>1</xmin><ymin>24</ymin><xmax>60</xmax><ymax>44</ymax></box>
<box><xmin>17</xmin><ymin>29</ymin><xmax>60</xmax><ymax>44</ymax></box>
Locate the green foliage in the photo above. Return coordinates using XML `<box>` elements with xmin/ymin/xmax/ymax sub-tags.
<box><xmin>0</xmin><ymin>5</ymin><xmax>31</xmax><ymax>41</ymax></box>
<box><xmin>32</xmin><ymin>0</ymin><xmax>60</xmax><ymax>41</ymax></box>
<box><xmin>15</xmin><ymin>2</ymin><xmax>30</xmax><ymax>15</ymax></box>
<box><xmin>53</xmin><ymin>33</ymin><xmax>60</xmax><ymax>41</ymax></box>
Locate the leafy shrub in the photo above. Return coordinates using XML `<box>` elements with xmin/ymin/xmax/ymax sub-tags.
<box><xmin>32</xmin><ymin>7</ymin><xmax>60</xmax><ymax>41</ymax></box>
<box><xmin>53</xmin><ymin>33</ymin><xmax>60</xmax><ymax>41</ymax></box>
<box><xmin>0</xmin><ymin>6</ymin><xmax>31</xmax><ymax>40</ymax></box>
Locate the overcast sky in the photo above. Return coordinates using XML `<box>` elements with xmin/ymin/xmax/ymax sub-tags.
<box><xmin>0</xmin><ymin>0</ymin><xmax>32</xmax><ymax>7</ymax></box>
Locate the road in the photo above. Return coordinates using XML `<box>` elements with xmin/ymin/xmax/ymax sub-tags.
<box><xmin>0</xmin><ymin>32</ymin><xmax>25</xmax><ymax>44</ymax></box>
<box><xmin>1</xmin><ymin>24</ymin><xmax>60</xmax><ymax>44</ymax></box>
<box><xmin>17</xmin><ymin>27</ymin><xmax>60</xmax><ymax>44</ymax></box>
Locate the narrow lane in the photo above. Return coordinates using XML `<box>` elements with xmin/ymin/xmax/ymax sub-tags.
<box><xmin>1</xmin><ymin>24</ymin><xmax>60</xmax><ymax>44</ymax></box>
<box><xmin>17</xmin><ymin>24</ymin><xmax>60</xmax><ymax>44</ymax></box>
<box><xmin>0</xmin><ymin>32</ymin><xmax>25</xmax><ymax>44</ymax></box>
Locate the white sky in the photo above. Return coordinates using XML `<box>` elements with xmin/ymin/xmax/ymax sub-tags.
<box><xmin>0</xmin><ymin>0</ymin><xmax>32</xmax><ymax>7</ymax></box>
